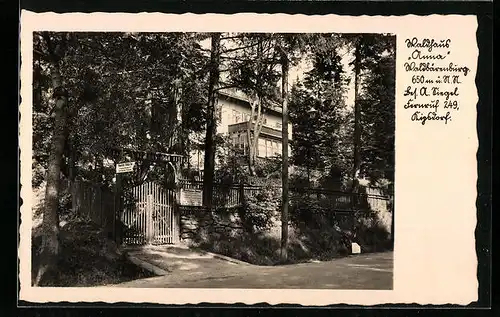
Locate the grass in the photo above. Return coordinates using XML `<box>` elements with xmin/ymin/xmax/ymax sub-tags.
<box><xmin>31</xmin><ymin>219</ymin><xmax>155</xmax><ymax>287</ymax></box>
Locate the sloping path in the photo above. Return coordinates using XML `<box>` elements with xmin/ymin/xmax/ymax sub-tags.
<box><xmin>107</xmin><ymin>246</ymin><xmax>393</xmax><ymax>289</ymax></box>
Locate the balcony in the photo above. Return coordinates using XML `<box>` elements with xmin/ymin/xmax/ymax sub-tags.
<box><xmin>228</xmin><ymin>121</ymin><xmax>292</xmax><ymax>140</ymax></box>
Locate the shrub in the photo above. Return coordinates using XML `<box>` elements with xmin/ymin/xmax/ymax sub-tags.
<box><xmin>254</xmin><ymin>156</ymin><xmax>282</xmax><ymax>179</ymax></box>
<box><xmin>241</xmin><ymin>182</ymin><xmax>281</xmax><ymax>233</ymax></box>
<box><xmin>32</xmin><ymin>219</ymin><xmax>153</xmax><ymax>286</ymax></box>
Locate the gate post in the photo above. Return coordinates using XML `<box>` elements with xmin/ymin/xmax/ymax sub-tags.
<box><xmin>175</xmin><ymin>187</ymin><xmax>181</xmax><ymax>244</ymax></box>
<box><xmin>114</xmin><ymin>173</ymin><xmax>123</xmax><ymax>245</ymax></box>
<box><xmin>146</xmin><ymin>194</ymin><xmax>154</xmax><ymax>245</ymax></box>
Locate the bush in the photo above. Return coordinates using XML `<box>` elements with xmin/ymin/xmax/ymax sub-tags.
<box><xmin>254</xmin><ymin>156</ymin><xmax>282</xmax><ymax>179</ymax></box>
<box><xmin>289</xmin><ymin>190</ymin><xmax>392</xmax><ymax>258</ymax></box>
<box><xmin>289</xmin><ymin>172</ymin><xmax>311</xmax><ymax>189</ymax></box>
<box><xmin>241</xmin><ymin>182</ymin><xmax>281</xmax><ymax>233</ymax></box>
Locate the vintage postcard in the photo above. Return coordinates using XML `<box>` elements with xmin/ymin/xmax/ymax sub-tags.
<box><xmin>19</xmin><ymin>11</ymin><xmax>478</xmax><ymax>305</ymax></box>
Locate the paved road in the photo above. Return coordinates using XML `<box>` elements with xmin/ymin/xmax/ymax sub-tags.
<box><xmin>108</xmin><ymin>247</ymin><xmax>393</xmax><ymax>289</ymax></box>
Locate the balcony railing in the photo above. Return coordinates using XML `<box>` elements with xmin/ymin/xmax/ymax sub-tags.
<box><xmin>228</xmin><ymin>121</ymin><xmax>292</xmax><ymax>140</ymax></box>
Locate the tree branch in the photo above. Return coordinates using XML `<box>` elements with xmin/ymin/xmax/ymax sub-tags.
<box><xmin>79</xmin><ymin>40</ymin><xmax>125</xmax><ymax>68</ymax></box>
<box><xmin>33</xmin><ymin>48</ymin><xmax>51</xmax><ymax>63</ymax></box>
<box><xmin>41</xmin><ymin>32</ymin><xmax>57</xmax><ymax>63</ymax></box>
<box><xmin>220</xmin><ymin>41</ymin><xmax>260</xmax><ymax>55</ymax></box>
<box><xmin>219</xmin><ymin>35</ymin><xmax>245</xmax><ymax>41</ymax></box>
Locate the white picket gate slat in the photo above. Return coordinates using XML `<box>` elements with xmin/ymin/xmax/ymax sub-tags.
<box><xmin>121</xmin><ymin>181</ymin><xmax>178</xmax><ymax>245</ymax></box>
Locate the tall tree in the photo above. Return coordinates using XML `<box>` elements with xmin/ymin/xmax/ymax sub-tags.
<box><xmin>344</xmin><ymin>33</ymin><xmax>395</xmax><ymax>189</ymax></box>
<box><xmin>275</xmin><ymin>33</ymin><xmax>310</xmax><ymax>262</ymax></box>
<box><xmin>202</xmin><ymin>33</ymin><xmax>221</xmax><ymax>207</ymax></box>
<box><xmin>34</xmin><ymin>32</ymin><xmax>69</xmax><ymax>286</ymax></box>
<box><xmin>359</xmin><ymin>35</ymin><xmax>396</xmax><ymax>183</ymax></box>
<box><xmin>351</xmin><ymin>38</ymin><xmax>362</xmax><ymax>192</ymax></box>
<box><xmin>280</xmin><ymin>45</ymin><xmax>290</xmax><ymax>262</ymax></box>
<box><xmin>289</xmin><ymin>34</ymin><xmax>349</xmax><ymax>188</ymax></box>
<box><xmin>289</xmin><ymin>83</ymin><xmax>322</xmax><ymax>182</ymax></box>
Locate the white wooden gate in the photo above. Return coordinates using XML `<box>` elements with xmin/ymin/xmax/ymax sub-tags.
<box><xmin>121</xmin><ymin>182</ymin><xmax>179</xmax><ymax>245</ymax></box>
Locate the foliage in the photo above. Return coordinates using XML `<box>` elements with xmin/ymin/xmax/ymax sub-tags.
<box><xmin>223</xmin><ymin>33</ymin><xmax>281</xmax><ymax>101</ymax></box>
<box><xmin>344</xmin><ymin>33</ymin><xmax>396</xmax><ymax>184</ymax></box>
<box><xmin>32</xmin><ymin>219</ymin><xmax>154</xmax><ymax>286</ymax></box>
<box><xmin>33</xmin><ymin>32</ymin><xmax>210</xmax><ymax>188</ymax></box>
<box><xmin>289</xmin><ymin>35</ymin><xmax>351</xmax><ymax>183</ymax></box>
<box><xmin>213</xmin><ymin>134</ymin><xmax>248</xmax><ymax>184</ymax></box>
<box><xmin>196</xmin><ymin>184</ymin><xmax>393</xmax><ymax>266</ymax></box>
<box><xmin>241</xmin><ymin>182</ymin><xmax>281</xmax><ymax>233</ymax></box>
<box><xmin>289</xmin><ymin>33</ymin><xmax>395</xmax><ymax>187</ymax></box>
<box><xmin>253</xmin><ymin>156</ymin><xmax>282</xmax><ymax>179</ymax></box>
<box><xmin>358</xmin><ymin>37</ymin><xmax>396</xmax><ymax>182</ymax></box>
<box><xmin>289</xmin><ymin>187</ymin><xmax>392</xmax><ymax>256</ymax></box>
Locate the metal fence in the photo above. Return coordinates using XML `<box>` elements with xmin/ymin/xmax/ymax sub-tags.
<box><xmin>67</xmin><ymin>178</ymin><xmax>393</xmax><ymax>246</ymax></box>
<box><xmin>178</xmin><ymin>180</ymin><xmax>393</xmax><ymax>213</ymax></box>
<box><xmin>179</xmin><ymin>180</ymin><xmax>242</xmax><ymax>208</ymax></box>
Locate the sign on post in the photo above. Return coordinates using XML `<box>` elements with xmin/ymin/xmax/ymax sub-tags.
<box><xmin>116</xmin><ymin>161</ymin><xmax>136</xmax><ymax>174</ymax></box>
<box><xmin>180</xmin><ymin>188</ymin><xmax>203</xmax><ymax>206</ymax></box>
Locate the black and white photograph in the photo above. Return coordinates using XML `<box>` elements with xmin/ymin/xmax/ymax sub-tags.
<box><xmin>29</xmin><ymin>30</ymin><xmax>395</xmax><ymax>290</ymax></box>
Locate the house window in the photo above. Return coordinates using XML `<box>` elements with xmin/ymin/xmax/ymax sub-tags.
<box><xmin>253</xmin><ymin>115</ymin><xmax>267</xmax><ymax>124</ymax></box>
<box><xmin>232</xmin><ymin>110</ymin><xmax>242</xmax><ymax>123</ymax></box>
<box><xmin>272</xmin><ymin>141</ymin><xmax>280</xmax><ymax>156</ymax></box>
<box><xmin>232</xmin><ymin>133</ymin><xmax>239</xmax><ymax>147</ymax></box>
<box><xmin>216</xmin><ymin>107</ymin><xmax>222</xmax><ymax>120</ymax></box>
<box><xmin>240</xmin><ymin>134</ymin><xmax>247</xmax><ymax>148</ymax></box>
<box><xmin>264</xmin><ymin>139</ymin><xmax>271</xmax><ymax>157</ymax></box>
<box><xmin>276</xmin><ymin>122</ymin><xmax>282</xmax><ymax>129</ymax></box>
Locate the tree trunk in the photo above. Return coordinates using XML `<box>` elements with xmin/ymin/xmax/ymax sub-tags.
<box><xmin>246</xmin><ymin>94</ymin><xmax>265</xmax><ymax>176</ymax></box>
<box><xmin>67</xmin><ymin>137</ymin><xmax>76</xmax><ymax>182</ymax></box>
<box><xmin>253</xmin><ymin>97</ymin><xmax>264</xmax><ymax>159</ymax></box>
<box><xmin>246</xmin><ymin>97</ymin><xmax>256</xmax><ymax>176</ymax></box>
<box><xmin>35</xmin><ymin>60</ymin><xmax>68</xmax><ymax>286</ymax></box>
<box><xmin>203</xmin><ymin>33</ymin><xmax>221</xmax><ymax>208</ymax></box>
<box><xmin>173</xmin><ymin>79</ymin><xmax>183</xmax><ymax>154</ymax></box>
<box><xmin>280</xmin><ymin>50</ymin><xmax>290</xmax><ymax>263</ymax></box>
<box><xmin>352</xmin><ymin>40</ymin><xmax>362</xmax><ymax>193</ymax></box>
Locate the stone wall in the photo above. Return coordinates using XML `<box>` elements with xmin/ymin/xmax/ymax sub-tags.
<box><xmin>179</xmin><ymin>206</ymin><xmax>245</xmax><ymax>244</ymax></box>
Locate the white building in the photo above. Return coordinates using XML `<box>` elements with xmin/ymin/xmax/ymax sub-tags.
<box><xmin>189</xmin><ymin>88</ymin><xmax>292</xmax><ymax>174</ymax></box>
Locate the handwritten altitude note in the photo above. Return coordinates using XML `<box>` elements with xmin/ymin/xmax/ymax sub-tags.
<box><xmin>403</xmin><ymin>37</ymin><xmax>471</xmax><ymax>125</ymax></box>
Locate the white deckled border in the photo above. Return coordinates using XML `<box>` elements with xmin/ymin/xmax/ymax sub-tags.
<box><xmin>19</xmin><ymin>11</ymin><xmax>478</xmax><ymax>305</ymax></box>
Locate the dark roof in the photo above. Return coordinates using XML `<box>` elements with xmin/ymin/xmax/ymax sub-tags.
<box><xmin>217</xmin><ymin>89</ymin><xmax>283</xmax><ymax>115</ymax></box>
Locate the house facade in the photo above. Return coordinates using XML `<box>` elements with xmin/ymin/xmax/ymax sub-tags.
<box><xmin>189</xmin><ymin>89</ymin><xmax>292</xmax><ymax>175</ymax></box>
